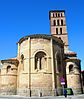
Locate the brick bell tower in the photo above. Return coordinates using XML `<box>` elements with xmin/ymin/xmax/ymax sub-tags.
<box><xmin>49</xmin><ymin>10</ymin><xmax>69</xmax><ymax>53</ymax></box>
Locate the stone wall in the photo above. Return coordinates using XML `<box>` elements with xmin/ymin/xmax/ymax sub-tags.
<box><xmin>17</xmin><ymin>36</ymin><xmax>64</xmax><ymax>96</ymax></box>
<box><xmin>0</xmin><ymin>63</ymin><xmax>17</xmax><ymax>95</ymax></box>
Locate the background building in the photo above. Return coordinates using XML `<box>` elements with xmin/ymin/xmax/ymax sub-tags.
<box><xmin>0</xmin><ymin>10</ymin><xmax>83</xmax><ymax>96</ymax></box>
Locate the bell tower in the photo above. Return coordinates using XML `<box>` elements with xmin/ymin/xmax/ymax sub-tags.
<box><xmin>49</xmin><ymin>10</ymin><xmax>69</xmax><ymax>53</ymax></box>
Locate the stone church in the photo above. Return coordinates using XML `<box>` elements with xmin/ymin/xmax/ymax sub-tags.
<box><xmin>0</xmin><ymin>10</ymin><xmax>83</xmax><ymax>96</ymax></box>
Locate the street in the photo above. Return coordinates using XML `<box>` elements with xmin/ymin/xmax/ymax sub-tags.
<box><xmin>0</xmin><ymin>94</ymin><xmax>84</xmax><ymax>99</ymax></box>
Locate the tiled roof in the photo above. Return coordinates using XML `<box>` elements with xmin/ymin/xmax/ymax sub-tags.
<box><xmin>1</xmin><ymin>58</ymin><xmax>19</xmax><ymax>66</ymax></box>
<box><xmin>65</xmin><ymin>51</ymin><xmax>77</xmax><ymax>57</ymax></box>
<box><xmin>18</xmin><ymin>34</ymin><xmax>64</xmax><ymax>46</ymax></box>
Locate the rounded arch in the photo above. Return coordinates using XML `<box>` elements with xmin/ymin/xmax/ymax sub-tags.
<box><xmin>66</xmin><ymin>62</ymin><xmax>75</xmax><ymax>68</ymax></box>
<box><xmin>33</xmin><ymin>49</ymin><xmax>49</xmax><ymax>58</ymax></box>
<box><xmin>35</xmin><ymin>51</ymin><xmax>46</xmax><ymax>58</ymax></box>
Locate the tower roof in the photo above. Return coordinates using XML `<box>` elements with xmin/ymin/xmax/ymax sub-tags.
<box><xmin>49</xmin><ymin>10</ymin><xmax>65</xmax><ymax>13</ymax></box>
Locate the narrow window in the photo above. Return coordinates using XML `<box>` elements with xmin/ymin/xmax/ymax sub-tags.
<box><xmin>35</xmin><ymin>57</ymin><xmax>38</xmax><ymax>69</ymax></box>
<box><xmin>56</xmin><ymin>28</ymin><xmax>58</xmax><ymax>34</ymax></box>
<box><xmin>61</xmin><ymin>20</ymin><xmax>63</xmax><ymax>25</ymax></box>
<box><xmin>35</xmin><ymin>51</ymin><xmax>47</xmax><ymax>70</ymax></box>
<box><xmin>21</xmin><ymin>54</ymin><xmax>24</xmax><ymax>63</ymax></box>
<box><xmin>7</xmin><ymin>65</ymin><xmax>11</xmax><ymax>73</ymax></box>
<box><xmin>53</xmin><ymin>20</ymin><xmax>56</xmax><ymax>26</ymax></box>
<box><xmin>57</xmin><ymin>20</ymin><xmax>59</xmax><ymax>25</ymax></box>
<box><xmin>60</xmin><ymin>28</ymin><xmax>62</xmax><ymax>34</ymax></box>
<box><xmin>39</xmin><ymin>58</ymin><xmax>41</xmax><ymax>70</ymax></box>
<box><xmin>21</xmin><ymin>54</ymin><xmax>24</xmax><ymax>70</ymax></box>
<box><xmin>56</xmin><ymin>13</ymin><xmax>57</xmax><ymax>17</ymax></box>
<box><xmin>69</xmin><ymin>65</ymin><xmax>74</xmax><ymax>74</ymax></box>
<box><xmin>53</xmin><ymin>13</ymin><xmax>54</xmax><ymax>17</ymax></box>
<box><xmin>61</xmin><ymin>13</ymin><xmax>63</xmax><ymax>17</ymax></box>
<box><xmin>58</xmin><ymin>13</ymin><xmax>60</xmax><ymax>17</ymax></box>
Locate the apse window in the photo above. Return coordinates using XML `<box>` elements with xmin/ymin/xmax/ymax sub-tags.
<box><xmin>35</xmin><ymin>51</ymin><xmax>47</xmax><ymax>70</ymax></box>
<box><xmin>7</xmin><ymin>65</ymin><xmax>11</xmax><ymax>73</ymax></box>
<box><xmin>21</xmin><ymin>54</ymin><xmax>24</xmax><ymax>63</ymax></box>
<box><xmin>69</xmin><ymin>65</ymin><xmax>74</xmax><ymax>74</ymax></box>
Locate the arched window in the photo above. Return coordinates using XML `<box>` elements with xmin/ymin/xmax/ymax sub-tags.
<box><xmin>56</xmin><ymin>13</ymin><xmax>57</xmax><ymax>17</ymax></box>
<box><xmin>57</xmin><ymin>20</ymin><xmax>59</xmax><ymax>25</ymax></box>
<box><xmin>53</xmin><ymin>20</ymin><xmax>56</xmax><ymax>26</ymax></box>
<box><xmin>56</xmin><ymin>28</ymin><xmax>58</xmax><ymax>34</ymax></box>
<box><xmin>7</xmin><ymin>65</ymin><xmax>11</xmax><ymax>73</ymax></box>
<box><xmin>21</xmin><ymin>54</ymin><xmax>24</xmax><ymax>70</ymax></box>
<box><xmin>69</xmin><ymin>65</ymin><xmax>74</xmax><ymax>74</ymax></box>
<box><xmin>58</xmin><ymin>13</ymin><xmax>60</xmax><ymax>17</ymax></box>
<box><xmin>35</xmin><ymin>51</ymin><xmax>47</xmax><ymax>70</ymax></box>
<box><xmin>21</xmin><ymin>54</ymin><xmax>24</xmax><ymax>63</ymax></box>
<box><xmin>61</xmin><ymin>13</ymin><xmax>63</xmax><ymax>17</ymax></box>
<box><xmin>61</xmin><ymin>20</ymin><xmax>63</xmax><ymax>25</ymax></box>
<box><xmin>53</xmin><ymin>13</ymin><xmax>54</xmax><ymax>17</ymax></box>
<box><xmin>60</xmin><ymin>28</ymin><xmax>62</xmax><ymax>34</ymax></box>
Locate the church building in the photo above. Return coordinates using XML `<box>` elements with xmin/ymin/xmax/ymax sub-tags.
<box><xmin>0</xmin><ymin>10</ymin><xmax>83</xmax><ymax>96</ymax></box>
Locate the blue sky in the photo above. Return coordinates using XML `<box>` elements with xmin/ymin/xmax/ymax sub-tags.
<box><xmin>0</xmin><ymin>0</ymin><xmax>84</xmax><ymax>70</ymax></box>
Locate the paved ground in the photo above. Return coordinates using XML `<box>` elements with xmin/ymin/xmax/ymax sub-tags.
<box><xmin>0</xmin><ymin>94</ymin><xmax>84</xmax><ymax>99</ymax></box>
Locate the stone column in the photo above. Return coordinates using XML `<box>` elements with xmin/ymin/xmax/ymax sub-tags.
<box><xmin>37</xmin><ymin>58</ymin><xmax>40</xmax><ymax>70</ymax></box>
<box><xmin>17</xmin><ymin>43</ymin><xmax>20</xmax><ymax>58</ymax></box>
<box><xmin>17</xmin><ymin>43</ymin><xmax>20</xmax><ymax>93</ymax></box>
<box><xmin>28</xmin><ymin>37</ymin><xmax>31</xmax><ymax>89</ymax></box>
<box><xmin>51</xmin><ymin>39</ymin><xmax>55</xmax><ymax>91</ymax></box>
